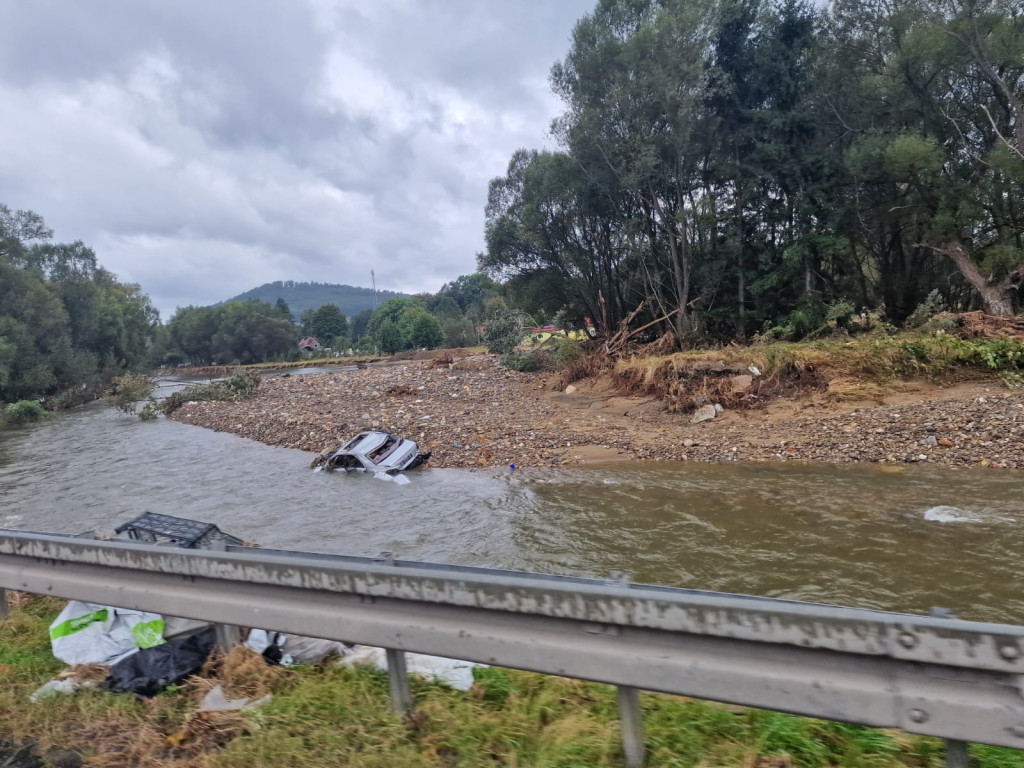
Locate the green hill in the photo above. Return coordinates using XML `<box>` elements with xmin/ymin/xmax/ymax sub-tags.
<box><xmin>225</xmin><ymin>281</ymin><xmax>410</xmax><ymax>319</ymax></box>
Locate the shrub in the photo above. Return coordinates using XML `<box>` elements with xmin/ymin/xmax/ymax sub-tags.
<box><xmin>104</xmin><ymin>373</ymin><xmax>156</xmax><ymax>415</ymax></box>
<box><xmin>161</xmin><ymin>370</ymin><xmax>261</xmax><ymax>414</ymax></box>
<box><xmin>551</xmin><ymin>337</ymin><xmax>584</xmax><ymax>368</ymax></box>
<box><xmin>500</xmin><ymin>350</ymin><xmax>552</xmax><ymax>372</ymax></box>
<box><xmin>3</xmin><ymin>400</ymin><xmax>48</xmax><ymax>425</ymax></box>
<box><xmin>224</xmin><ymin>369</ymin><xmax>261</xmax><ymax>396</ymax></box>
<box><xmin>825</xmin><ymin>299</ymin><xmax>856</xmax><ymax>328</ymax></box>
<box><xmin>483</xmin><ymin>309</ymin><xmax>531</xmax><ymax>355</ymax></box>
<box><xmin>138</xmin><ymin>402</ymin><xmax>160</xmax><ymax>421</ymax></box>
<box><xmin>905</xmin><ymin>289</ymin><xmax>946</xmax><ymax>328</ymax></box>
<box><xmin>783</xmin><ymin>294</ymin><xmax>829</xmax><ymax>339</ymax></box>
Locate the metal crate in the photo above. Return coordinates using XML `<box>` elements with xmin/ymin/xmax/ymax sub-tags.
<box><xmin>114</xmin><ymin>512</ymin><xmax>243</xmax><ymax>550</ymax></box>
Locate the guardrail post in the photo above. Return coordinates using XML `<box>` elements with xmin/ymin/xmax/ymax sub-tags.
<box><xmin>206</xmin><ymin>538</ymin><xmax>240</xmax><ymax>652</ymax></box>
<box><xmin>616</xmin><ymin>685</ymin><xmax>645</xmax><ymax>768</ymax></box>
<box><xmin>386</xmin><ymin>648</ymin><xmax>412</xmax><ymax>713</ymax></box>
<box><xmin>214</xmin><ymin>623</ymin><xmax>240</xmax><ymax>653</ymax></box>
<box><xmin>945</xmin><ymin>740</ymin><xmax>969</xmax><ymax>768</ymax></box>
<box><xmin>0</xmin><ymin>589</ymin><xmax>9</xmax><ymax>618</ymax></box>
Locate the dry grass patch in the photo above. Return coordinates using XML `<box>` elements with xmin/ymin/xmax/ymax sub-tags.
<box><xmin>193</xmin><ymin>646</ymin><xmax>290</xmax><ymax>701</ymax></box>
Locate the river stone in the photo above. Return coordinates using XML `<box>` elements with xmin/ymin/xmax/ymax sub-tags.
<box><xmin>564</xmin><ymin>385</ymin><xmax>577</xmax><ymax>394</ymax></box>
<box><xmin>691</xmin><ymin>404</ymin><xmax>718</xmax><ymax>424</ymax></box>
<box><xmin>730</xmin><ymin>374</ymin><xmax>753</xmax><ymax>393</ymax></box>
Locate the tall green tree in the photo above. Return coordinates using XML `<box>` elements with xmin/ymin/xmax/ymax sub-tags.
<box><xmin>0</xmin><ymin>204</ymin><xmax>159</xmax><ymax>402</ymax></box>
<box><xmin>300</xmin><ymin>303</ymin><xmax>348</xmax><ymax>344</ymax></box>
<box><xmin>377</xmin><ymin>317</ymin><xmax>403</xmax><ymax>354</ymax></box>
<box><xmin>404</xmin><ymin>308</ymin><xmax>445</xmax><ymax>349</ymax></box>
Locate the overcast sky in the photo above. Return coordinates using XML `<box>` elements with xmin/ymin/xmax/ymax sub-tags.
<box><xmin>0</xmin><ymin>0</ymin><xmax>593</xmax><ymax>318</ymax></box>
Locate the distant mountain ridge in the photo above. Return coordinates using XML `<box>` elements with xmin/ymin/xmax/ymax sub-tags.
<box><xmin>225</xmin><ymin>281</ymin><xmax>410</xmax><ymax>319</ymax></box>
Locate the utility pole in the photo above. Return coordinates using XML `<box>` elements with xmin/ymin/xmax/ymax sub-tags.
<box><xmin>371</xmin><ymin>270</ymin><xmax>378</xmax><ymax>311</ymax></box>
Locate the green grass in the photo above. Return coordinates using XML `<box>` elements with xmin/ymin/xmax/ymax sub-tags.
<box><xmin>2</xmin><ymin>598</ymin><xmax>1024</xmax><ymax>767</ymax></box>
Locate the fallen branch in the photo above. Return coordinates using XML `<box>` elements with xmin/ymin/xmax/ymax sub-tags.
<box><xmin>614</xmin><ymin>308</ymin><xmax>681</xmax><ymax>351</ymax></box>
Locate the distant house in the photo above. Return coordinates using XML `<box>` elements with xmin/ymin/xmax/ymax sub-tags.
<box><xmin>298</xmin><ymin>336</ymin><xmax>321</xmax><ymax>351</ymax></box>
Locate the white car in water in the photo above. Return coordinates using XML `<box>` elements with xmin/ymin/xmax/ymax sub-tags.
<box><xmin>312</xmin><ymin>431</ymin><xmax>431</xmax><ymax>474</ymax></box>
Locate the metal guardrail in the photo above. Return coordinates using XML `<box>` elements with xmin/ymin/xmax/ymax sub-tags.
<box><xmin>1</xmin><ymin>529</ymin><xmax>1022</xmax><ymax>767</ymax></box>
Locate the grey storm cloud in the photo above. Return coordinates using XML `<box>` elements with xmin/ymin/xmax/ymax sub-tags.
<box><xmin>0</xmin><ymin>0</ymin><xmax>594</xmax><ymax>317</ymax></box>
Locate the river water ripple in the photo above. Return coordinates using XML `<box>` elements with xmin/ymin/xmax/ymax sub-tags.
<box><xmin>1</xmin><ymin>382</ymin><xmax>1021</xmax><ymax>624</ymax></box>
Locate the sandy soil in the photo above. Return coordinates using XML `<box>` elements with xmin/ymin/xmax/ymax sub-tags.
<box><xmin>167</xmin><ymin>356</ymin><xmax>1024</xmax><ymax>470</ymax></box>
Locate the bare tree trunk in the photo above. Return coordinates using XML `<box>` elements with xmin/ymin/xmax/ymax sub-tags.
<box><xmin>941</xmin><ymin>242</ymin><xmax>1015</xmax><ymax>317</ymax></box>
<box><xmin>667</xmin><ymin>229</ymin><xmax>689</xmax><ymax>336</ymax></box>
<box><xmin>734</xmin><ymin>146</ymin><xmax>746</xmax><ymax>338</ymax></box>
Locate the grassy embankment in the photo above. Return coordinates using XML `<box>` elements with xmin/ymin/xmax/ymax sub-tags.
<box><xmin>2</xmin><ymin>595</ymin><xmax>1022</xmax><ymax>768</ymax></box>
<box><xmin>598</xmin><ymin>332</ymin><xmax>1024</xmax><ymax>411</ymax></box>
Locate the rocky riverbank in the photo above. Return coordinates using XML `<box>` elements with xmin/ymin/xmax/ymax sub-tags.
<box><xmin>168</xmin><ymin>356</ymin><xmax>1024</xmax><ymax>470</ymax></box>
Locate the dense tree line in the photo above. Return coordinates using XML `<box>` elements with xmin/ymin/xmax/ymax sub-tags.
<box><xmin>346</xmin><ymin>273</ymin><xmax>502</xmax><ymax>353</ymax></box>
<box><xmin>163</xmin><ymin>273</ymin><xmax>502</xmax><ymax>364</ymax></box>
<box><xmin>0</xmin><ymin>205</ymin><xmax>159</xmax><ymax>404</ymax></box>
<box><xmin>165</xmin><ymin>300</ymin><xmax>297</xmax><ymax>365</ymax></box>
<box><xmin>482</xmin><ymin>0</ymin><xmax>1023</xmax><ymax>343</ymax></box>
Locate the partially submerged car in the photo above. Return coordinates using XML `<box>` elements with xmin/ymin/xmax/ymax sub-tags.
<box><xmin>312</xmin><ymin>431</ymin><xmax>431</xmax><ymax>474</ymax></box>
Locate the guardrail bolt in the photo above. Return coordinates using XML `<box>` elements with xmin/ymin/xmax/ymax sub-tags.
<box><xmin>998</xmin><ymin>644</ymin><xmax>1020</xmax><ymax>661</ymax></box>
<box><xmin>907</xmin><ymin>708</ymin><xmax>929</xmax><ymax>724</ymax></box>
<box><xmin>898</xmin><ymin>632</ymin><xmax>918</xmax><ymax>649</ymax></box>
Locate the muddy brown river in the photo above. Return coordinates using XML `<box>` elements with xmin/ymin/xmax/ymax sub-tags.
<box><xmin>2</xmin><ymin>379</ymin><xmax>1022</xmax><ymax>624</ymax></box>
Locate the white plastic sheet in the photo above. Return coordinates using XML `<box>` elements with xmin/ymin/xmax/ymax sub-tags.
<box><xmin>244</xmin><ymin>629</ymin><xmax>351</xmax><ymax>665</ymax></box>
<box><xmin>340</xmin><ymin>646</ymin><xmax>483</xmax><ymax>691</ymax></box>
<box><xmin>198</xmin><ymin>685</ymin><xmax>271</xmax><ymax>712</ymax></box>
<box><xmin>48</xmin><ymin>601</ymin><xmax>164</xmax><ymax>666</ymax></box>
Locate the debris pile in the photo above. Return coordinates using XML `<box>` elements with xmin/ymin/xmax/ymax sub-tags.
<box><xmin>171</xmin><ymin>359</ymin><xmax>623</xmax><ymax>468</ymax></box>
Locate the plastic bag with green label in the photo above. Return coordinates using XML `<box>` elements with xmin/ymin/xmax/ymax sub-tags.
<box><xmin>49</xmin><ymin>601</ymin><xmax>164</xmax><ymax>665</ymax></box>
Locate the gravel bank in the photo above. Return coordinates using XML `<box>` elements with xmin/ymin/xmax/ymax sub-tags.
<box><xmin>169</xmin><ymin>358</ymin><xmax>1024</xmax><ymax>470</ymax></box>
<box><xmin>170</xmin><ymin>359</ymin><xmax>621</xmax><ymax>469</ymax></box>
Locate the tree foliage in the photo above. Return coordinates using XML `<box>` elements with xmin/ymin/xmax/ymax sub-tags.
<box><xmin>300</xmin><ymin>303</ymin><xmax>348</xmax><ymax>346</ymax></box>
<box><xmin>0</xmin><ymin>204</ymin><xmax>159</xmax><ymax>404</ymax></box>
<box><xmin>166</xmin><ymin>300</ymin><xmax>297</xmax><ymax>365</ymax></box>
<box><xmin>365</xmin><ymin>298</ymin><xmax>449</xmax><ymax>352</ymax></box>
<box><xmin>481</xmin><ymin>0</ymin><xmax>1024</xmax><ymax>341</ymax></box>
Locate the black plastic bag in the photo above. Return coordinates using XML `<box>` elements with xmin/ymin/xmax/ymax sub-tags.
<box><xmin>261</xmin><ymin>633</ymin><xmax>286</xmax><ymax>666</ymax></box>
<box><xmin>104</xmin><ymin>628</ymin><xmax>215</xmax><ymax>697</ymax></box>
